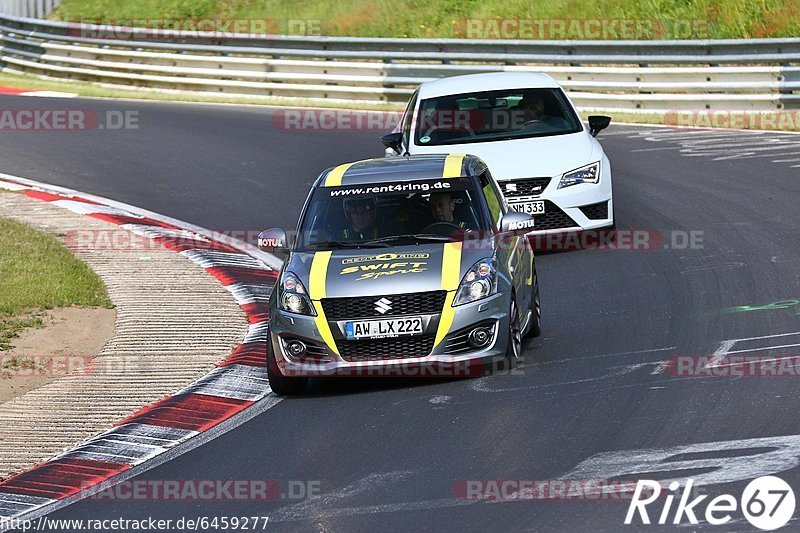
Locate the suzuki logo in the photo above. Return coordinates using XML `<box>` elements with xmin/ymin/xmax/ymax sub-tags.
<box><xmin>375</xmin><ymin>298</ymin><xmax>392</xmax><ymax>315</ymax></box>
<box><xmin>505</xmin><ymin>183</ymin><xmax>517</xmax><ymax>192</ymax></box>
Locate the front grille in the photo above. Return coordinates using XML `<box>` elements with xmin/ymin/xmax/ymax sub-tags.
<box><xmin>500</xmin><ymin>177</ymin><xmax>551</xmax><ymax>198</ymax></box>
<box><xmin>321</xmin><ymin>291</ymin><xmax>446</xmax><ymax>320</ymax></box>
<box><xmin>532</xmin><ymin>201</ymin><xmax>579</xmax><ymax>231</ymax></box>
<box><xmin>337</xmin><ymin>335</ymin><xmax>436</xmax><ymax>362</ymax></box>
<box><xmin>579</xmin><ymin>201</ymin><xmax>609</xmax><ymax>220</ymax></box>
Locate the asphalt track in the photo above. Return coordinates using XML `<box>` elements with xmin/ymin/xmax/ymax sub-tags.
<box><xmin>2</xmin><ymin>96</ymin><xmax>800</xmax><ymax>532</ymax></box>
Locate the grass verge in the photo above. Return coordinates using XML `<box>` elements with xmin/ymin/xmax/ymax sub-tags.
<box><xmin>0</xmin><ymin>215</ymin><xmax>113</xmax><ymax>351</ymax></box>
<box><xmin>53</xmin><ymin>0</ymin><xmax>800</xmax><ymax>40</ymax></box>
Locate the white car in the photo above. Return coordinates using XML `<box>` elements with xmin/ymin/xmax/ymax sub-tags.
<box><xmin>381</xmin><ymin>72</ymin><xmax>614</xmax><ymax>233</ymax></box>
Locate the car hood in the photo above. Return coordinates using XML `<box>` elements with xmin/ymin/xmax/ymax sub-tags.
<box><xmin>412</xmin><ymin>131</ymin><xmax>597</xmax><ymax>180</ymax></box>
<box><xmin>286</xmin><ymin>242</ymin><xmax>491</xmax><ymax>299</ymax></box>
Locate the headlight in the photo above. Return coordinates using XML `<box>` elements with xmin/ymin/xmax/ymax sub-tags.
<box><xmin>558</xmin><ymin>161</ymin><xmax>600</xmax><ymax>189</ymax></box>
<box><xmin>278</xmin><ymin>272</ymin><xmax>315</xmax><ymax>316</ymax></box>
<box><xmin>453</xmin><ymin>259</ymin><xmax>497</xmax><ymax>306</ymax></box>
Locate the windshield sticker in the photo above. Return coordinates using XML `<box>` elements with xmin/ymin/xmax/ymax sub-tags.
<box><xmin>327</xmin><ymin>179</ymin><xmax>469</xmax><ymax>197</ymax></box>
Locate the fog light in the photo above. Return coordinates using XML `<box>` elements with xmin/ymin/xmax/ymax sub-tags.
<box><xmin>468</xmin><ymin>326</ymin><xmax>493</xmax><ymax>348</ymax></box>
<box><xmin>285</xmin><ymin>340</ymin><xmax>307</xmax><ymax>358</ymax></box>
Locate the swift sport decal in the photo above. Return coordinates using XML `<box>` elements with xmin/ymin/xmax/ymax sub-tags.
<box><xmin>341</xmin><ymin>261</ymin><xmax>430</xmax><ymax>281</ymax></box>
<box><xmin>337</xmin><ymin>253</ymin><xmax>433</xmax><ymax>282</ymax></box>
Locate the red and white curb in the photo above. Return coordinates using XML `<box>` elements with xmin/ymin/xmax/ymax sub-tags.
<box><xmin>0</xmin><ymin>85</ymin><xmax>77</xmax><ymax>98</ymax></box>
<box><xmin>0</xmin><ymin>174</ymin><xmax>280</xmax><ymax>522</ymax></box>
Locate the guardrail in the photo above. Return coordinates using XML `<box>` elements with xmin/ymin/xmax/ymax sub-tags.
<box><xmin>0</xmin><ymin>13</ymin><xmax>798</xmax><ymax>111</ymax></box>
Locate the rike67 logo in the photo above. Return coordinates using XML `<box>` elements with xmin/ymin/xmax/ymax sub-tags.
<box><xmin>626</xmin><ymin>476</ymin><xmax>795</xmax><ymax>530</ymax></box>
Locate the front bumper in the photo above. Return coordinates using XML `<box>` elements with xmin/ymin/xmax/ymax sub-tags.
<box><xmin>499</xmin><ymin>160</ymin><xmax>614</xmax><ymax>233</ymax></box>
<box><xmin>269</xmin><ymin>291</ymin><xmax>511</xmax><ymax>377</ymax></box>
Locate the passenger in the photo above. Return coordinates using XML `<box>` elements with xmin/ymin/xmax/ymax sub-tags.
<box><xmin>341</xmin><ymin>197</ymin><xmax>379</xmax><ymax>240</ymax></box>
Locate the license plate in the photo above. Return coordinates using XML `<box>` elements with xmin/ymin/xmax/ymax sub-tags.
<box><xmin>345</xmin><ymin>317</ymin><xmax>423</xmax><ymax>340</ymax></box>
<box><xmin>509</xmin><ymin>200</ymin><xmax>545</xmax><ymax>215</ymax></box>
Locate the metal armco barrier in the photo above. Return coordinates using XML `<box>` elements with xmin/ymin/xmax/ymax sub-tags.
<box><xmin>0</xmin><ymin>13</ymin><xmax>798</xmax><ymax>111</ymax></box>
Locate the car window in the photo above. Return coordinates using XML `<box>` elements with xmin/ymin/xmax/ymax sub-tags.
<box><xmin>414</xmin><ymin>87</ymin><xmax>581</xmax><ymax>146</ymax></box>
<box><xmin>479</xmin><ymin>171</ymin><xmax>504</xmax><ymax>228</ymax></box>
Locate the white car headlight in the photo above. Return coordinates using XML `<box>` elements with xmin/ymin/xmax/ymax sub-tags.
<box><xmin>453</xmin><ymin>259</ymin><xmax>497</xmax><ymax>306</ymax></box>
<box><xmin>558</xmin><ymin>161</ymin><xmax>600</xmax><ymax>189</ymax></box>
<box><xmin>278</xmin><ymin>272</ymin><xmax>316</xmax><ymax>316</ymax></box>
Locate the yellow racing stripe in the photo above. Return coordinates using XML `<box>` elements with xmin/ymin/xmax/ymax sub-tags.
<box><xmin>434</xmin><ymin>242</ymin><xmax>463</xmax><ymax>347</ymax></box>
<box><xmin>442</xmin><ymin>154</ymin><xmax>466</xmax><ymax>178</ymax></box>
<box><xmin>308</xmin><ymin>251</ymin><xmax>339</xmax><ymax>355</ymax></box>
<box><xmin>324</xmin><ymin>163</ymin><xmax>354</xmax><ymax>187</ymax></box>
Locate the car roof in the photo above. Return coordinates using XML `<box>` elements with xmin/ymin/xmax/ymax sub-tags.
<box><xmin>316</xmin><ymin>154</ymin><xmax>487</xmax><ymax>188</ymax></box>
<box><xmin>418</xmin><ymin>72</ymin><xmax>560</xmax><ymax>100</ymax></box>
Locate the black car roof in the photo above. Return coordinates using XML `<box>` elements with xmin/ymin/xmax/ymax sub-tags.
<box><xmin>315</xmin><ymin>154</ymin><xmax>487</xmax><ymax>188</ymax></box>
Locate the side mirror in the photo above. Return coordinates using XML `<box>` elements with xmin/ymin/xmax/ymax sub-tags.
<box><xmin>258</xmin><ymin>228</ymin><xmax>290</xmax><ymax>258</ymax></box>
<box><xmin>380</xmin><ymin>132</ymin><xmax>403</xmax><ymax>153</ymax></box>
<box><xmin>500</xmin><ymin>212</ymin><xmax>535</xmax><ymax>235</ymax></box>
<box><xmin>588</xmin><ymin>115</ymin><xmax>611</xmax><ymax>137</ymax></box>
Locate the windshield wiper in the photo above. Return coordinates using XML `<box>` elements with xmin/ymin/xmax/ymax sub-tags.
<box><xmin>304</xmin><ymin>240</ymin><xmax>388</xmax><ymax>250</ymax></box>
<box><xmin>364</xmin><ymin>234</ymin><xmax>454</xmax><ymax>245</ymax></box>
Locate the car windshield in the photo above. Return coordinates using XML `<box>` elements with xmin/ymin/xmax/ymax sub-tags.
<box><xmin>297</xmin><ymin>177</ymin><xmax>490</xmax><ymax>250</ymax></box>
<box><xmin>414</xmin><ymin>87</ymin><xmax>582</xmax><ymax>146</ymax></box>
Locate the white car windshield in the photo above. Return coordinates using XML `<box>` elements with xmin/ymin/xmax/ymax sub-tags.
<box><xmin>414</xmin><ymin>88</ymin><xmax>582</xmax><ymax>146</ymax></box>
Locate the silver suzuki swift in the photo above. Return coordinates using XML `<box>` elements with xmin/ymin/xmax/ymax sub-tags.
<box><xmin>258</xmin><ymin>154</ymin><xmax>541</xmax><ymax>395</ymax></box>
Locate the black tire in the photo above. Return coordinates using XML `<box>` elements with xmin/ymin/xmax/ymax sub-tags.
<box><xmin>266</xmin><ymin>338</ymin><xmax>308</xmax><ymax>396</ymax></box>
<box><xmin>506</xmin><ymin>294</ymin><xmax>523</xmax><ymax>360</ymax></box>
<box><xmin>526</xmin><ymin>268</ymin><xmax>542</xmax><ymax>338</ymax></box>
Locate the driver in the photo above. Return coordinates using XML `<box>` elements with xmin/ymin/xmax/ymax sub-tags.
<box><xmin>517</xmin><ymin>94</ymin><xmax>569</xmax><ymax>129</ymax></box>
<box><xmin>341</xmin><ymin>197</ymin><xmax>379</xmax><ymax>240</ymax></box>
<box><xmin>429</xmin><ymin>193</ymin><xmax>467</xmax><ymax>229</ymax></box>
